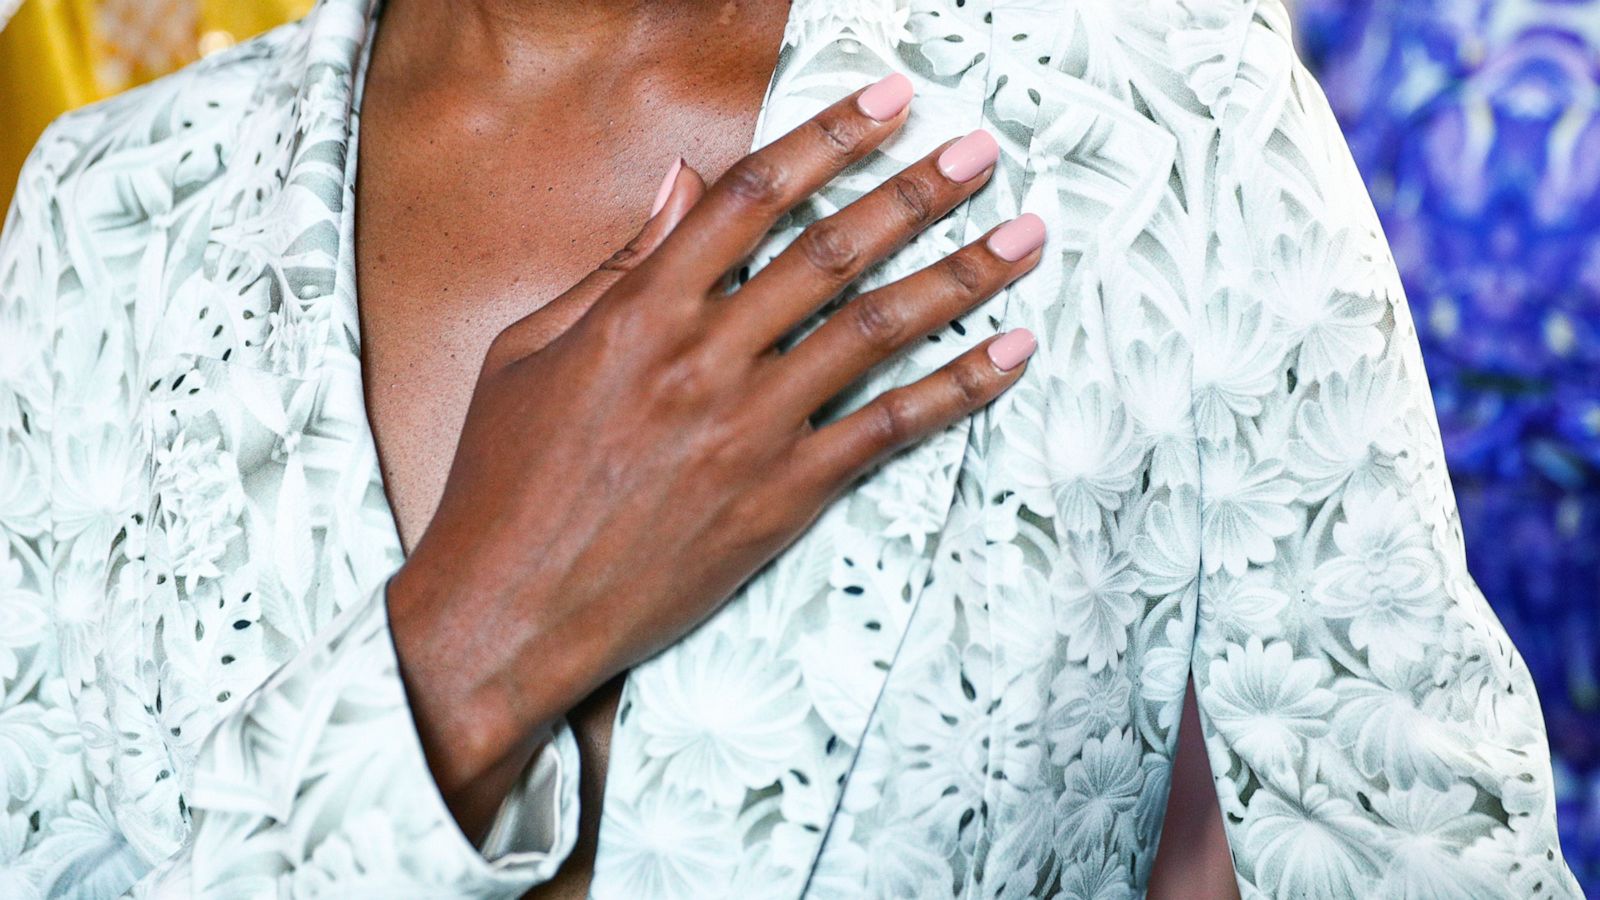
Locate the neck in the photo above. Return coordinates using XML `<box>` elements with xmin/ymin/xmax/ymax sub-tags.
<box><xmin>375</xmin><ymin>0</ymin><xmax>748</xmax><ymax>83</ymax></box>
<box><xmin>446</xmin><ymin>0</ymin><xmax>653</xmax><ymax>49</ymax></box>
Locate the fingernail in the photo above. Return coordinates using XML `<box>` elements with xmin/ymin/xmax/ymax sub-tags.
<box><xmin>937</xmin><ymin>129</ymin><xmax>999</xmax><ymax>182</ymax></box>
<box><xmin>988</xmin><ymin>328</ymin><xmax>1037</xmax><ymax>371</ymax></box>
<box><xmin>857</xmin><ymin>72</ymin><xmax>914</xmax><ymax>122</ymax></box>
<box><xmin>987</xmin><ymin>213</ymin><xmax>1046</xmax><ymax>261</ymax></box>
<box><xmin>650</xmin><ymin>156</ymin><xmax>684</xmax><ymax>218</ymax></box>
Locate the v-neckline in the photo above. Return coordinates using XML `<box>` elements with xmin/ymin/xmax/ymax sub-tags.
<box><xmin>223</xmin><ymin>0</ymin><xmax>1015</xmax><ymax>891</ymax></box>
<box><xmin>341</xmin><ymin>0</ymin><xmax>804</xmax><ymax>564</ymax></box>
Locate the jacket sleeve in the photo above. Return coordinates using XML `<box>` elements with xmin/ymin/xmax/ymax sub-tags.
<box><xmin>0</xmin><ymin>129</ymin><xmax>580</xmax><ymax>898</ymax></box>
<box><xmin>0</xmin><ymin>128</ymin><xmax>108</xmax><ymax>898</ymax></box>
<box><xmin>130</xmin><ymin>586</ymin><xmax>582</xmax><ymax>898</ymax></box>
<box><xmin>1</xmin><ymin>130</ymin><xmax>163</xmax><ymax>899</ymax></box>
<box><xmin>1188</xmin><ymin>3</ymin><xmax>1583</xmax><ymax>897</ymax></box>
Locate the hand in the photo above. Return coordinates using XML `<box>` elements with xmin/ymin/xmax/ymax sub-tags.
<box><xmin>385</xmin><ymin>73</ymin><xmax>1046</xmax><ymax>838</ymax></box>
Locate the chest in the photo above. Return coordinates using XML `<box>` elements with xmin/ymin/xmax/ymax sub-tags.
<box><xmin>351</xmin><ymin>51</ymin><xmax>783</xmax><ymax>553</ymax></box>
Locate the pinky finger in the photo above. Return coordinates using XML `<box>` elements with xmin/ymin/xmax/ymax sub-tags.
<box><xmin>793</xmin><ymin>328</ymin><xmax>1037</xmax><ymax>494</ymax></box>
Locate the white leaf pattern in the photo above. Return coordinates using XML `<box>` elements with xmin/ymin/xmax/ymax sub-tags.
<box><xmin>0</xmin><ymin>0</ymin><xmax>1582</xmax><ymax>897</ymax></box>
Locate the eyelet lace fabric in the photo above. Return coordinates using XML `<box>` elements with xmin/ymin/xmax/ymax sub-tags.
<box><xmin>0</xmin><ymin>0</ymin><xmax>1582</xmax><ymax>897</ymax></box>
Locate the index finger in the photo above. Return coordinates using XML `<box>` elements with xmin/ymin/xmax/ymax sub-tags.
<box><xmin>650</xmin><ymin>72</ymin><xmax>915</xmax><ymax>292</ymax></box>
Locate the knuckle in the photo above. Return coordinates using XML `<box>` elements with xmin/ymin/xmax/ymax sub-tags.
<box><xmin>596</xmin><ymin>444</ymin><xmax>635</xmax><ymax>494</ymax></box>
<box><xmin>599</xmin><ymin>240</ymin><xmax>646</xmax><ymax>273</ymax></box>
<box><xmin>888</xmin><ymin>173</ymin><xmax>939</xmax><ymax>225</ymax></box>
<box><xmin>722</xmin><ymin>155</ymin><xmax>786</xmax><ymax>210</ymax></box>
<box><xmin>849</xmin><ymin>294</ymin><xmax>906</xmax><ymax>349</ymax></box>
<box><xmin>868</xmin><ymin>388</ymin><xmax>918</xmax><ymax>447</ymax></box>
<box><xmin>948</xmin><ymin>358</ymin><xmax>991</xmax><ymax>407</ymax></box>
<box><xmin>653</xmin><ymin>349</ymin><xmax>723</xmax><ymax>406</ymax></box>
<box><xmin>940</xmin><ymin>251</ymin><xmax>987</xmax><ymax>295</ymax></box>
<box><xmin>805</xmin><ymin>114</ymin><xmax>858</xmax><ymax>161</ymax></box>
<box><xmin>796</xmin><ymin>220</ymin><xmax>861</xmax><ymax>281</ymax></box>
<box><xmin>726</xmin><ymin>489</ymin><xmax>795</xmax><ymax>549</ymax></box>
<box><xmin>703</xmin><ymin>424</ymin><xmax>748</xmax><ymax>471</ymax></box>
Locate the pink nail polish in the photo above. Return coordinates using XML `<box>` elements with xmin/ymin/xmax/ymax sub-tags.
<box><xmin>987</xmin><ymin>213</ymin><xmax>1046</xmax><ymax>261</ymax></box>
<box><xmin>650</xmin><ymin>156</ymin><xmax>684</xmax><ymax>218</ymax></box>
<box><xmin>988</xmin><ymin>328</ymin><xmax>1037</xmax><ymax>371</ymax></box>
<box><xmin>937</xmin><ymin>129</ymin><xmax>999</xmax><ymax>182</ymax></box>
<box><xmin>857</xmin><ymin>72</ymin><xmax>914</xmax><ymax>122</ymax></box>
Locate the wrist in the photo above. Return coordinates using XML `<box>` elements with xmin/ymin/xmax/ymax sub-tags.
<box><xmin>384</xmin><ymin>555</ymin><xmax>600</xmax><ymax>796</ymax></box>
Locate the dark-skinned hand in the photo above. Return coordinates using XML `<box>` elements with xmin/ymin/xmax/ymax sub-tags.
<box><xmin>385</xmin><ymin>73</ymin><xmax>1046</xmax><ymax>840</ymax></box>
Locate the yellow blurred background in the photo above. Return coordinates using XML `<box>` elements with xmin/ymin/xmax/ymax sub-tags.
<box><xmin>1</xmin><ymin>0</ymin><xmax>312</xmax><ymax>212</ymax></box>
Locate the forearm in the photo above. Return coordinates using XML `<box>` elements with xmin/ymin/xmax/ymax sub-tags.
<box><xmin>385</xmin><ymin>550</ymin><xmax>607</xmax><ymax>843</ymax></box>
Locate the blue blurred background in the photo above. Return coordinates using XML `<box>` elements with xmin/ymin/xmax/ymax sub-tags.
<box><xmin>1299</xmin><ymin>1</ymin><xmax>1599</xmax><ymax>891</ymax></box>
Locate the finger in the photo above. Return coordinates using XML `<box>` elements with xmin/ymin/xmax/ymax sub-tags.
<box><xmin>762</xmin><ymin>214</ymin><xmax>1044</xmax><ymax>422</ymax></box>
<box><xmin>723</xmin><ymin>128</ymin><xmax>1002</xmax><ymax>351</ymax></box>
<box><xmin>496</xmin><ymin>161</ymin><xmax>707</xmax><ymax>360</ymax></box>
<box><xmin>648</xmin><ymin>72</ymin><xmax>916</xmax><ymax>292</ymax></box>
<box><xmin>792</xmin><ymin>328</ymin><xmax>1038</xmax><ymax>494</ymax></box>
<box><xmin>592</xmin><ymin>157</ymin><xmax>706</xmax><ymax>285</ymax></box>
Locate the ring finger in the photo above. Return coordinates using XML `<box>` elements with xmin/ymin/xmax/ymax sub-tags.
<box><xmin>761</xmin><ymin>212</ymin><xmax>1046</xmax><ymax>423</ymax></box>
<box><xmin>721</xmin><ymin>128</ymin><xmax>1003</xmax><ymax>352</ymax></box>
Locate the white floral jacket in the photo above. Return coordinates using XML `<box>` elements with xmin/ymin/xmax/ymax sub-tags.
<box><xmin>0</xmin><ymin>0</ymin><xmax>1583</xmax><ymax>897</ymax></box>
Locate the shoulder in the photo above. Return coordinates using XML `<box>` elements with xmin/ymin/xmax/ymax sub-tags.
<box><xmin>973</xmin><ymin>0</ymin><xmax>1296</xmax><ymax>136</ymax></box>
<box><xmin>16</xmin><ymin>13</ymin><xmax>316</xmax><ymax>216</ymax></box>
<box><xmin>6</xmin><ymin>10</ymin><xmax>335</xmax><ymax>401</ymax></box>
<box><xmin>998</xmin><ymin>1</ymin><xmax>1276</xmax><ymax>99</ymax></box>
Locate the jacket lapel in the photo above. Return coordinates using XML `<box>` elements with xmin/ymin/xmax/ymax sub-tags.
<box><xmin>141</xmin><ymin>0</ymin><xmax>403</xmax><ymax>731</ymax></box>
<box><xmin>788</xmin><ymin>7</ymin><xmax>1190</xmax><ymax>888</ymax></box>
<box><xmin>594</xmin><ymin>1</ymin><xmax>1020</xmax><ymax>893</ymax></box>
<box><xmin>142</xmin><ymin>0</ymin><xmax>374</xmax><ymax>381</ymax></box>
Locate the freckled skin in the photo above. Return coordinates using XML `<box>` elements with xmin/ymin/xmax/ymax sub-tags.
<box><xmin>356</xmin><ymin>2</ymin><xmax>1229</xmax><ymax>898</ymax></box>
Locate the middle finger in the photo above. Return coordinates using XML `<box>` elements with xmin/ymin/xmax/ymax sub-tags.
<box><xmin>720</xmin><ymin>128</ymin><xmax>1002</xmax><ymax>351</ymax></box>
<box><xmin>760</xmin><ymin>212</ymin><xmax>1046</xmax><ymax>424</ymax></box>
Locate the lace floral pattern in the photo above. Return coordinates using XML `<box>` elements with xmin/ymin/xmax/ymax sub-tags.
<box><xmin>0</xmin><ymin>0</ymin><xmax>1582</xmax><ymax>897</ymax></box>
<box><xmin>1300</xmin><ymin>1</ymin><xmax>1600</xmax><ymax>886</ymax></box>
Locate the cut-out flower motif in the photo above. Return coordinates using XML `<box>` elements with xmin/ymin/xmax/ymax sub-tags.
<box><xmin>1202</xmin><ymin>637</ymin><xmax>1336</xmax><ymax>783</ymax></box>
<box><xmin>1052</xmin><ymin>537</ymin><xmax>1142</xmax><ymax>674</ymax></box>
<box><xmin>633</xmin><ymin>631</ymin><xmax>810</xmax><ymax>808</ymax></box>
<box><xmin>1006</xmin><ymin>379</ymin><xmax>1145</xmax><ymax>535</ymax></box>
<box><xmin>592</xmin><ymin>786</ymin><xmax>740</xmax><ymax>899</ymax></box>
<box><xmin>1258</xmin><ymin>221</ymin><xmax>1387</xmax><ymax>384</ymax></box>
<box><xmin>1053</xmin><ymin>726</ymin><xmax>1145</xmax><ymax>861</ymax></box>
<box><xmin>1312</xmin><ymin>487</ymin><xmax>1445</xmax><ymax>662</ymax></box>
<box><xmin>1200</xmin><ymin>445</ymin><xmax>1300</xmax><ymax>576</ymax></box>
<box><xmin>153</xmin><ymin>432</ymin><xmax>246</xmax><ymax>587</ymax></box>
<box><xmin>0</xmin><ymin>431</ymin><xmax>46</xmax><ymax>539</ymax></box>
<box><xmin>1191</xmin><ymin>288</ymin><xmax>1283</xmax><ymax>444</ymax></box>
<box><xmin>1240</xmin><ymin>783</ymin><xmax>1387</xmax><ymax>898</ymax></box>
<box><xmin>1370</xmin><ymin>783</ymin><xmax>1500</xmax><ymax>898</ymax></box>
<box><xmin>888</xmin><ymin>646</ymin><xmax>997</xmax><ymax>856</ymax></box>
<box><xmin>1289</xmin><ymin>358</ymin><xmax>1405</xmax><ymax>500</ymax></box>
<box><xmin>52</xmin><ymin>424</ymin><xmax>142</xmax><ymax>557</ymax></box>
<box><xmin>1119</xmin><ymin>336</ymin><xmax>1198</xmax><ymax>489</ymax></box>
<box><xmin>1046</xmin><ymin>665</ymin><xmax>1135</xmax><ymax>763</ymax></box>
<box><xmin>1332</xmin><ymin>670</ymin><xmax>1465</xmax><ymax>791</ymax></box>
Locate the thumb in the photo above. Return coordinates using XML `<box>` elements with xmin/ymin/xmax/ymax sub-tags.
<box><xmin>595</xmin><ymin>156</ymin><xmax>706</xmax><ymax>277</ymax></box>
<box><xmin>495</xmin><ymin>159</ymin><xmax>706</xmax><ymax>359</ymax></box>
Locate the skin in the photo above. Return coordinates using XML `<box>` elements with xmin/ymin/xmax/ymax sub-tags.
<box><xmin>355</xmin><ymin>1</ymin><xmax>1237</xmax><ymax>897</ymax></box>
<box><xmin>1151</xmin><ymin>687</ymin><xmax>1243</xmax><ymax>900</ymax></box>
